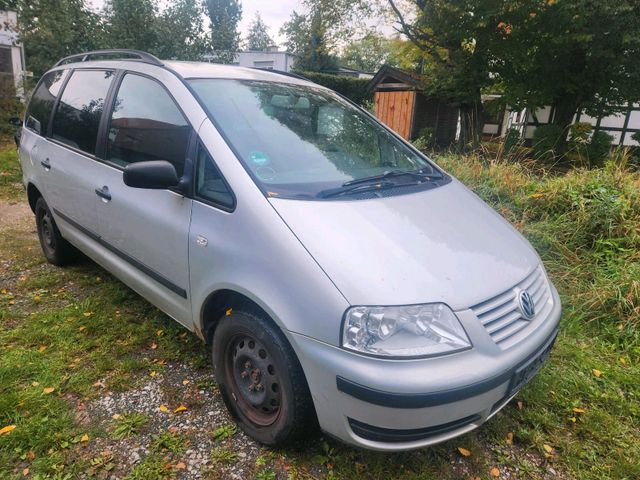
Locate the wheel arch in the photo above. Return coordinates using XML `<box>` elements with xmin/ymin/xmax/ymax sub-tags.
<box><xmin>27</xmin><ymin>182</ymin><xmax>42</xmax><ymax>213</ymax></box>
<box><xmin>200</xmin><ymin>288</ymin><xmax>277</xmax><ymax>346</ymax></box>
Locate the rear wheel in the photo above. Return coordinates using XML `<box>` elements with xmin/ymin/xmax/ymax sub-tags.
<box><xmin>35</xmin><ymin>197</ymin><xmax>76</xmax><ymax>266</ymax></box>
<box><xmin>212</xmin><ymin>310</ymin><xmax>315</xmax><ymax>445</ymax></box>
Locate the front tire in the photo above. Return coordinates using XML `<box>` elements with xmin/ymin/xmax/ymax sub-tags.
<box><xmin>35</xmin><ymin>197</ymin><xmax>76</xmax><ymax>266</ymax></box>
<box><xmin>212</xmin><ymin>310</ymin><xmax>316</xmax><ymax>445</ymax></box>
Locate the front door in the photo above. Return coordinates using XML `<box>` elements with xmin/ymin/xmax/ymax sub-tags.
<box><xmin>95</xmin><ymin>72</ymin><xmax>193</xmax><ymax>324</ymax></box>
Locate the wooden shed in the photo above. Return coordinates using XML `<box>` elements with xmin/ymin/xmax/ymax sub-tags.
<box><xmin>367</xmin><ymin>65</ymin><xmax>459</xmax><ymax>146</ymax></box>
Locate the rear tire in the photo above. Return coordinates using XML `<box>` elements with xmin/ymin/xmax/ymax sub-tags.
<box><xmin>212</xmin><ymin>310</ymin><xmax>316</xmax><ymax>446</ymax></box>
<box><xmin>35</xmin><ymin>197</ymin><xmax>76</xmax><ymax>266</ymax></box>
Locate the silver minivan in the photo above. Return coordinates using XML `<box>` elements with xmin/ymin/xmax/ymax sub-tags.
<box><xmin>17</xmin><ymin>50</ymin><xmax>561</xmax><ymax>451</ymax></box>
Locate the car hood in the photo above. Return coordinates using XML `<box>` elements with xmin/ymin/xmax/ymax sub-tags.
<box><xmin>269</xmin><ymin>179</ymin><xmax>540</xmax><ymax>310</ymax></box>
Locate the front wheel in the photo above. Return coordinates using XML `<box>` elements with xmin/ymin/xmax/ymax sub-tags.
<box><xmin>212</xmin><ymin>310</ymin><xmax>316</xmax><ymax>445</ymax></box>
<box><xmin>35</xmin><ymin>197</ymin><xmax>77</xmax><ymax>266</ymax></box>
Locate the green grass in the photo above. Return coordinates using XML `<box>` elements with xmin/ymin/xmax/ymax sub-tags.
<box><xmin>0</xmin><ymin>140</ymin><xmax>22</xmax><ymax>201</ymax></box>
<box><xmin>0</xmin><ymin>139</ymin><xmax>638</xmax><ymax>479</ymax></box>
<box><xmin>112</xmin><ymin>413</ymin><xmax>149</xmax><ymax>439</ymax></box>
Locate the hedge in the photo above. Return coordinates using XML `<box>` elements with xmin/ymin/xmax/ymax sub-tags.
<box><xmin>296</xmin><ymin>70</ymin><xmax>372</xmax><ymax>106</ymax></box>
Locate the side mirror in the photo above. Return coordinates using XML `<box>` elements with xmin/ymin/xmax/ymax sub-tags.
<box><xmin>123</xmin><ymin>160</ymin><xmax>179</xmax><ymax>189</ymax></box>
<box><xmin>8</xmin><ymin>117</ymin><xmax>22</xmax><ymax>127</ymax></box>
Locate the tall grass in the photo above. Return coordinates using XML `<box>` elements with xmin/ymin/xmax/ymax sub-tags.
<box><xmin>437</xmin><ymin>150</ymin><xmax>640</xmax><ymax>336</ymax></box>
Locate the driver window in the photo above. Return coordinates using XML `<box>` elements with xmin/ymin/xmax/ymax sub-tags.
<box><xmin>107</xmin><ymin>74</ymin><xmax>190</xmax><ymax>176</ymax></box>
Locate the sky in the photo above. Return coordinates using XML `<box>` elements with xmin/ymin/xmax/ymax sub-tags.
<box><xmin>87</xmin><ymin>0</ymin><xmax>305</xmax><ymax>46</ymax></box>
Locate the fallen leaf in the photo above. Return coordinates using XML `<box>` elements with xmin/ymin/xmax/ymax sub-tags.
<box><xmin>168</xmin><ymin>426</ymin><xmax>178</xmax><ymax>433</ymax></box>
<box><xmin>226</xmin><ymin>308</ymin><xmax>233</xmax><ymax>316</ymax></box>
<box><xmin>93</xmin><ymin>380</ymin><xmax>105</xmax><ymax>388</ymax></box>
<box><xmin>149</xmin><ymin>342</ymin><xmax>158</xmax><ymax>350</ymax></box>
<box><xmin>182</xmin><ymin>379</ymin><xmax>190</xmax><ymax>385</ymax></box>
<box><xmin>112</xmin><ymin>414</ymin><xmax>122</xmax><ymax>420</ymax></box>
<box><xmin>506</xmin><ymin>432</ymin><xmax>513</xmax><ymax>445</ymax></box>
<box><xmin>569</xmin><ymin>416</ymin><xmax>577</xmax><ymax>423</ymax></box>
<box><xmin>43</xmin><ymin>387</ymin><xmax>55</xmax><ymax>395</ymax></box>
<box><xmin>8</xmin><ymin>300</ymin><xmax>14</xmax><ymax>305</ymax></box>
<box><xmin>80</xmin><ymin>433</ymin><xmax>89</xmax><ymax>442</ymax></box>
<box><xmin>31</xmin><ymin>381</ymin><xmax>40</xmax><ymax>387</ymax></box>
<box><xmin>83</xmin><ymin>311</ymin><xmax>93</xmax><ymax>317</ymax></box>
<box><xmin>543</xmin><ymin>444</ymin><xmax>554</xmax><ymax>454</ymax></box>
<box><xmin>572</xmin><ymin>407</ymin><xmax>585</xmax><ymax>414</ymax></box>
<box><xmin>592</xmin><ymin>369</ymin><xmax>602</xmax><ymax>378</ymax></box>
<box><xmin>457</xmin><ymin>447</ymin><xmax>471</xmax><ymax>457</ymax></box>
<box><xmin>79</xmin><ymin>326</ymin><xmax>86</xmax><ymax>332</ymax></box>
<box><xmin>517</xmin><ymin>400</ymin><xmax>523</xmax><ymax>410</ymax></box>
<box><xmin>22</xmin><ymin>468</ymin><xmax>29</xmax><ymax>476</ymax></box>
<box><xmin>38</xmin><ymin>345</ymin><xmax>47</xmax><ymax>352</ymax></box>
<box><xmin>156</xmin><ymin>330</ymin><xmax>164</xmax><ymax>336</ymax></box>
<box><xmin>27</xmin><ymin>450</ymin><xmax>35</xmax><ymax>460</ymax></box>
<box><xmin>175</xmin><ymin>462</ymin><xmax>186</xmax><ymax>470</ymax></box>
<box><xmin>149</xmin><ymin>371</ymin><xmax>158</xmax><ymax>378</ymax></box>
<box><xmin>490</xmin><ymin>467</ymin><xmax>500</xmax><ymax>477</ymax></box>
<box><xmin>619</xmin><ymin>357</ymin><xmax>627</xmax><ymax>366</ymax></box>
<box><xmin>0</xmin><ymin>425</ymin><xmax>16</xmax><ymax>435</ymax></box>
<box><xmin>529</xmin><ymin>192</ymin><xmax>544</xmax><ymax>199</ymax></box>
<box><xmin>173</xmin><ymin>405</ymin><xmax>187</xmax><ymax>414</ymax></box>
<box><xmin>159</xmin><ymin>405</ymin><xmax>169</xmax><ymax>413</ymax></box>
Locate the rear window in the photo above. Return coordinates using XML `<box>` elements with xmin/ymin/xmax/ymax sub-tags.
<box><xmin>25</xmin><ymin>70</ymin><xmax>68</xmax><ymax>135</ymax></box>
<box><xmin>51</xmin><ymin>70</ymin><xmax>115</xmax><ymax>155</ymax></box>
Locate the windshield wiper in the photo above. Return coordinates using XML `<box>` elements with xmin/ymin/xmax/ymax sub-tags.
<box><xmin>317</xmin><ymin>181</ymin><xmax>397</xmax><ymax>199</ymax></box>
<box><xmin>342</xmin><ymin>168</ymin><xmax>443</xmax><ymax>187</ymax></box>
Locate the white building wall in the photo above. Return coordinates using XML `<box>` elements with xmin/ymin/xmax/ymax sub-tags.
<box><xmin>232</xmin><ymin>51</ymin><xmax>296</xmax><ymax>72</ymax></box>
<box><xmin>0</xmin><ymin>10</ymin><xmax>25</xmax><ymax>98</ymax></box>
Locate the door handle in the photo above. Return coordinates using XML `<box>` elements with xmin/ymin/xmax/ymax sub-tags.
<box><xmin>40</xmin><ymin>158</ymin><xmax>51</xmax><ymax>170</ymax></box>
<box><xmin>95</xmin><ymin>186</ymin><xmax>112</xmax><ymax>201</ymax></box>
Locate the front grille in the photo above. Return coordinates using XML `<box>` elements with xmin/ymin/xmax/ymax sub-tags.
<box><xmin>471</xmin><ymin>266</ymin><xmax>553</xmax><ymax>349</ymax></box>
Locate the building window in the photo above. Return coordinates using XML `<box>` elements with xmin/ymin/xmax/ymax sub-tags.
<box><xmin>0</xmin><ymin>47</ymin><xmax>12</xmax><ymax>74</ymax></box>
<box><xmin>254</xmin><ymin>60</ymin><xmax>274</xmax><ymax>70</ymax></box>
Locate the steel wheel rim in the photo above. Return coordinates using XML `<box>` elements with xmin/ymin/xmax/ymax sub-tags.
<box><xmin>40</xmin><ymin>210</ymin><xmax>56</xmax><ymax>250</ymax></box>
<box><xmin>225</xmin><ymin>334</ymin><xmax>282</xmax><ymax>426</ymax></box>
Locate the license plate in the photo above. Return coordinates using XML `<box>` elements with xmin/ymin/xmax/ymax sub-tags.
<box><xmin>508</xmin><ymin>335</ymin><xmax>556</xmax><ymax>395</ymax></box>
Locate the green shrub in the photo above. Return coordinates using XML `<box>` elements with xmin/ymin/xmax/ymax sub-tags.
<box><xmin>296</xmin><ymin>71</ymin><xmax>372</xmax><ymax>105</ymax></box>
<box><xmin>412</xmin><ymin>127</ymin><xmax>434</xmax><ymax>151</ymax></box>
<box><xmin>567</xmin><ymin>122</ymin><xmax>593</xmax><ymax>166</ymax></box>
<box><xmin>503</xmin><ymin>127</ymin><xmax>522</xmax><ymax>155</ymax></box>
<box><xmin>587</xmin><ymin>130</ymin><xmax>614</xmax><ymax>167</ymax></box>
<box><xmin>532</xmin><ymin>124</ymin><xmax>564</xmax><ymax>160</ymax></box>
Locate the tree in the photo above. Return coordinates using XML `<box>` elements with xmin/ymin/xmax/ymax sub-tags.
<box><xmin>154</xmin><ymin>0</ymin><xmax>209</xmax><ymax>60</ymax></box>
<box><xmin>246</xmin><ymin>12</ymin><xmax>273</xmax><ymax>51</ymax></box>
<box><xmin>203</xmin><ymin>0</ymin><xmax>242</xmax><ymax>64</ymax></box>
<box><xmin>497</xmin><ymin>0</ymin><xmax>640</xmax><ymax>152</ymax></box>
<box><xmin>11</xmin><ymin>0</ymin><xmax>104</xmax><ymax>78</ymax></box>
<box><xmin>103</xmin><ymin>0</ymin><xmax>158</xmax><ymax>52</ymax></box>
<box><xmin>281</xmin><ymin>0</ymin><xmax>372</xmax><ymax>71</ymax></box>
<box><xmin>387</xmin><ymin>0</ymin><xmax>506</xmax><ymax>149</ymax></box>
<box><xmin>340</xmin><ymin>32</ymin><xmax>394</xmax><ymax>72</ymax></box>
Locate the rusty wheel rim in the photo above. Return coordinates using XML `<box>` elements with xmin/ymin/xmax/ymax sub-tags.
<box><xmin>225</xmin><ymin>334</ymin><xmax>282</xmax><ymax>426</ymax></box>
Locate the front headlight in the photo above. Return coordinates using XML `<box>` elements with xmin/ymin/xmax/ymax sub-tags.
<box><xmin>342</xmin><ymin>303</ymin><xmax>471</xmax><ymax>358</ymax></box>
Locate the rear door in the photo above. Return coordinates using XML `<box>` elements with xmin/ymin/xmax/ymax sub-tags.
<box><xmin>94</xmin><ymin>72</ymin><xmax>193</xmax><ymax>324</ymax></box>
<box><xmin>45</xmin><ymin>69</ymin><xmax>116</xmax><ymax>237</ymax></box>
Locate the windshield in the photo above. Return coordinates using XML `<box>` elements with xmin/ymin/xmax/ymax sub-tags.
<box><xmin>189</xmin><ymin>79</ymin><xmax>444</xmax><ymax>199</ymax></box>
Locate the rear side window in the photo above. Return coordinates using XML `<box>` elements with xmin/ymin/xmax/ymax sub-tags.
<box><xmin>195</xmin><ymin>144</ymin><xmax>234</xmax><ymax>209</ymax></box>
<box><xmin>25</xmin><ymin>70</ymin><xmax>68</xmax><ymax>135</ymax></box>
<box><xmin>51</xmin><ymin>70</ymin><xmax>115</xmax><ymax>155</ymax></box>
<box><xmin>107</xmin><ymin>74</ymin><xmax>190</xmax><ymax>176</ymax></box>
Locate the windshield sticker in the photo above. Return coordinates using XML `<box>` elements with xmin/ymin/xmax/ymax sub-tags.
<box><xmin>250</xmin><ymin>151</ymin><xmax>270</xmax><ymax>166</ymax></box>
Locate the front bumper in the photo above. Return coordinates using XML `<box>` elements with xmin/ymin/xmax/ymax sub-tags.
<box><xmin>290</xmin><ymin>285</ymin><xmax>561</xmax><ymax>451</ymax></box>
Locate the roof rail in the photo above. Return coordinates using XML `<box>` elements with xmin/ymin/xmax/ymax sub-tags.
<box><xmin>54</xmin><ymin>49</ymin><xmax>163</xmax><ymax>67</ymax></box>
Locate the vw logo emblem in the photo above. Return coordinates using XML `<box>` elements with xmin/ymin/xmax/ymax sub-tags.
<box><xmin>518</xmin><ymin>290</ymin><xmax>536</xmax><ymax>320</ymax></box>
